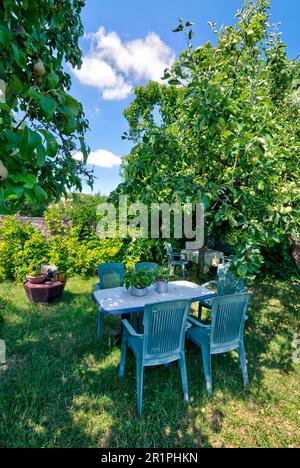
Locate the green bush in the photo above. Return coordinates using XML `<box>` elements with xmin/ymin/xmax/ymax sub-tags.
<box><xmin>120</xmin><ymin>238</ymin><xmax>166</xmax><ymax>269</ymax></box>
<box><xmin>44</xmin><ymin>202</ymin><xmax>70</xmax><ymax>235</ymax></box>
<box><xmin>0</xmin><ymin>217</ymin><xmax>50</xmax><ymax>282</ymax></box>
<box><xmin>0</xmin><ymin>215</ymin><xmax>125</xmax><ymax>282</ymax></box>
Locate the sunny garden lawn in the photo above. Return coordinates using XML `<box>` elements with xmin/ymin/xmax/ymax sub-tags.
<box><xmin>0</xmin><ymin>276</ymin><xmax>299</xmax><ymax>448</ymax></box>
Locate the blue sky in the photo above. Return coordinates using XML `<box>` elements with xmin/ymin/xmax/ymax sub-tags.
<box><xmin>70</xmin><ymin>0</ymin><xmax>299</xmax><ymax>195</ymax></box>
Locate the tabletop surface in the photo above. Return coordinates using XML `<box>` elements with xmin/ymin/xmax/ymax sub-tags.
<box><xmin>93</xmin><ymin>280</ymin><xmax>214</xmax><ymax>315</ymax></box>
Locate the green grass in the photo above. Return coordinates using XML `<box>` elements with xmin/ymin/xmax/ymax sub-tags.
<box><xmin>0</xmin><ymin>277</ymin><xmax>299</xmax><ymax>448</ymax></box>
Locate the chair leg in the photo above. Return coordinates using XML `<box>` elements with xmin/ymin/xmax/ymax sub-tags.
<box><xmin>179</xmin><ymin>355</ymin><xmax>189</xmax><ymax>404</ymax></box>
<box><xmin>201</xmin><ymin>346</ymin><xmax>213</xmax><ymax>396</ymax></box>
<box><xmin>238</xmin><ymin>343</ymin><xmax>249</xmax><ymax>387</ymax></box>
<box><xmin>97</xmin><ymin>310</ymin><xmax>104</xmax><ymax>340</ymax></box>
<box><xmin>119</xmin><ymin>330</ymin><xmax>127</xmax><ymax>378</ymax></box>
<box><xmin>136</xmin><ymin>361</ymin><xmax>144</xmax><ymax>417</ymax></box>
<box><xmin>182</xmin><ymin>264</ymin><xmax>186</xmax><ymax>280</ymax></box>
<box><xmin>198</xmin><ymin>303</ymin><xmax>203</xmax><ymax>320</ymax></box>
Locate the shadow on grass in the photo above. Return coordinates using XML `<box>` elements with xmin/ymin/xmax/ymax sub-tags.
<box><xmin>0</xmin><ymin>277</ymin><xmax>299</xmax><ymax>447</ymax></box>
<box><xmin>0</xmin><ymin>282</ymin><xmax>211</xmax><ymax>448</ymax></box>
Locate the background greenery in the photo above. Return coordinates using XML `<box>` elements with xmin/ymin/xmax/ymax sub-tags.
<box><xmin>111</xmin><ymin>0</ymin><xmax>300</xmax><ymax>280</ymax></box>
<box><xmin>0</xmin><ymin>194</ymin><xmax>167</xmax><ymax>282</ymax></box>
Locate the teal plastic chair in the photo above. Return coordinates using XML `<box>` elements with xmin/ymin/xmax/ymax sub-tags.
<box><xmin>187</xmin><ymin>293</ymin><xmax>251</xmax><ymax>396</ymax></box>
<box><xmin>119</xmin><ymin>299</ymin><xmax>191</xmax><ymax>416</ymax></box>
<box><xmin>135</xmin><ymin>262</ymin><xmax>158</xmax><ymax>272</ymax></box>
<box><xmin>96</xmin><ymin>263</ymin><xmax>125</xmax><ymax>339</ymax></box>
<box><xmin>198</xmin><ymin>263</ymin><xmax>246</xmax><ymax>319</ymax></box>
<box><xmin>164</xmin><ymin>242</ymin><xmax>189</xmax><ymax>279</ymax></box>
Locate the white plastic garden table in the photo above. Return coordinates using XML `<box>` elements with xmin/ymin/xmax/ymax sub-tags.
<box><xmin>92</xmin><ymin>280</ymin><xmax>214</xmax><ymax>339</ymax></box>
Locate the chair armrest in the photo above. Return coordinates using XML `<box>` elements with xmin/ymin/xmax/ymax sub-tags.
<box><xmin>172</xmin><ymin>252</ymin><xmax>182</xmax><ymax>260</ymax></box>
<box><xmin>122</xmin><ymin>319</ymin><xmax>143</xmax><ymax>338</ymax></box>
<box><xmin>187</xmin><ymin>316</ymin><xmax>211</xmax><ymax>329</ymax></box>
<box><xmin>202</xmin><ymin>280</ymin><xmax>217</xmax><ymax>290</ymax></box>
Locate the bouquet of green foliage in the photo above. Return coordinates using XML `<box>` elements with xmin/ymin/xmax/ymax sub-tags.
<box><xmin>155</xmin><ymin>266</ymin><xmax>169</xmax><ymax>283</ymax></box>
<box><xmin>124</xmin><ymin>269</ymin><xmax>155</xmax><ymax>290</ymax></box>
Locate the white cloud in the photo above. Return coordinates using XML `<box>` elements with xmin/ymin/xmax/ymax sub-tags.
<box><xmin>73</xmin><ymin>27</ymin><xmax>175</xmax><ymax>100</ymax></box>
<box><xmin>74</xmin><ymin>149</ymin><xmax>122</xmax><ymax>168</ymax></box>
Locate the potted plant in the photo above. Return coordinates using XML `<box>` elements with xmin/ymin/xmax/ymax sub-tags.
<box><xmin>26</xmin><ymin>265</ymin><xmax>47</xmax><ymax>284</ymax></box>
<box><xmin>124</xmin><ymin>268</ymin><xmax>155</xmax><ymax>297</ymax></box>
<box><xmin>155</xmin><ymin>266</ymin><xmax>169</xmax><ymax>293</ymax></box>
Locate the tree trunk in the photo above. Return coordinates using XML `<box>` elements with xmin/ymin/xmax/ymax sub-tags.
<box><xmin>291</xmin><ymin>237</ymin><xmax>300</xmax><ymax>275</ymax></box>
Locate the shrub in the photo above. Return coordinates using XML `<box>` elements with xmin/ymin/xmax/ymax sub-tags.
<box><xmin>17</xmin><ymin>233</ymin><xmax>50</xmax><ymax>281</ymax></box>
<box><xmin>120</xmin><ymin>238</ymin><xmax>166</xmax><ymax>269</ymax></box>
<box><xmin>47</xmin><ymin>228</ymin><xmax>124</xmax><ymax>277</ymax></box>
<box><xmin>0</xmin><ymin>217</ymin><xmax>50</xmax><ymax>282</ymax></box>
<box><xmin>0</xmin><ymin>217</ymin><xmax>35</xmax><ymax>281</ymax></box>
<box><xmin>44</xmin><ymin>202</ymin><xmax>70</xmax><ymax>235</ymax></box>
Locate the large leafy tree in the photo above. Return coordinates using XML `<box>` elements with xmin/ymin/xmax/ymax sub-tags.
<box><xmin>113</xmin><ymin>0</ymin><xmax>300</xmax><ymax>278</ymax></box>
<box><xmin>0</xmin><ymin>0</ymin><xmax>93</xmax><ymax>214</ymax></box>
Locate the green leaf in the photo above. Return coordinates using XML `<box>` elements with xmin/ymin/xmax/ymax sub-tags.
<box><xmin>27</xmin><ymin>87</ymin><xmax>41</xmax><ymax>102</ymax></box>
<box><xmin>11</xmin><ymin>174</ymin><xmax>36</xmax><ymax>189</ymax></box>
<box><xmin>12</xmin><ymin>44</ymin><xmax>27</xmax><ymax>69</ymax></box>
<box><xmin>237</xmin><ymin>264</ymin><xmax>248</xmax><ymax>276</ymax></box>
<box><xmin>41</xmin><ymin>130</ymin><xmax>59</xmax><ymax>157</ymax></box>
<box><xmin>172</xmin><ymin>25</ymin><xmax>184</xmax><ymax>33</ymax></box>
<box><xmin>169</xmin><ymin>79</ymin><xmax>181</xmax><ymax>86</ymax></box>
<box><xmin>34</xmin><ymin>184</ymin><xmax>48</xmax><ymax>202</ymax></box>
<box><xmin>3</xmin><ymin>181</ymin><xmax>24</xmax><ymax>200</ymax></box>
<box><xmin>3</xmin><ymin>130</ymin><xmax>22</xmax><ymax>146</ymax></box>
<box><xmin>0</xmin><ymin>26</ymin><xmax>10</xmax><ymax>47</ymax></box>
<box><xmin>36</xmin><ymin>145</ymin><xmax>47</xmax><ymax>167</ymax></box>
<box><xmin>19</xmin><ymin>127</ymin><xmax>42</xmax><ymax>158</ymax></box>
<box><xmin>47</xmin><ymin>70</ymin><xmax>60</xmax><ymax>88</ymax></box>
<box><xmin>188</xmin><ymin>30</ymin><xmax>195</xmax><ymax>41</ymax></box>
<box><xmin>11</xmin><ymin>75</ymin><xmax>24</xmax><ymax>93</ymax></box>
<box><xmin>64</xmin><ymin>94</ymin><xmax>80</xmax><ymax>116</ymax></box>
<box><xmin>258</xmin><ymin>180</ymin><xmax>265</xmax><ymax>191</ymax></box>
<box><xmin>63</xmin><ymin>115</ymin><xmax>77</xmax><ymax>135</ymax></box>
<box><xmin>24</xmin><ymin>188</ymin><xmax>38</xmax><ymax>205</ymax></box>
<box><xmin>0</xmin><ymin>103</ymin><xmax>10</xmax><ymax>112</ymax></box>
<box><xmin>40</xmin><ymin>95</ymin><xmax>57</xmax><ymax>118</ymax></box>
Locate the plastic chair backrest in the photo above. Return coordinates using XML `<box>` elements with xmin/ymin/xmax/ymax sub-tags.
<box><xmin>210</xmin><ymin>293</ymin><xmax>251</xmax><ymax>352</ymax></box>
<box><xmin>98</xmin><ymin>263</ymin><xmax>125</xmax><ymax>289</ymax></box>
<box><xmin>143</xmin><ymin>300</ymin><xmax>191</xmax><ymax>361</ymax></box>
<box><xmin>216</xmin><ymin>263</ymin><xmax>245</xmax><ymax>296</ymax></box>
<box><xmin>135</xmin><ymin>262</ymin><xmax>158</xmax><ymax>272</ymax></box>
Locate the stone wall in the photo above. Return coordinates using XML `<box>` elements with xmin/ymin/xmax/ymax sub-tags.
<box><xmin>0</xmin><ymin>215</ymin><xmax>50</xmax><ymax>237</ymax></box>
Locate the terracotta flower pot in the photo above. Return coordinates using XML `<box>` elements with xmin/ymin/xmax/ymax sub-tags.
<box><xmin>26</xmin><ymin>274</ymin><xmax>47</xmax><ymax>284</ymax></box>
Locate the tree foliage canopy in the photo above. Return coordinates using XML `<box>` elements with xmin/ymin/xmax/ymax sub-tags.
<box><xmin>112</xmin><ymin>0</ymin><xmax>300</xmax><ymax>278</ymax></box>
<box><xmin>0</xmin><ymin>0</ymin><xmax>92</xmax><ymax>214</ymax></box>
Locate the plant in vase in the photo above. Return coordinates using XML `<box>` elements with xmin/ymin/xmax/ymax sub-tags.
<box><xmin>155</xmin><ymin>267</ymin><xmax>170</xmax><ymax>293</ymax></box>
<box><xmin>26</xmin><ymin>265</ymin><xmax>47</xmax><ymax>284</ymax></box>
<box><xmin>124</xmin><ymin>268</ymin><xmax>155</xmax><ymax>297</ymax></box>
